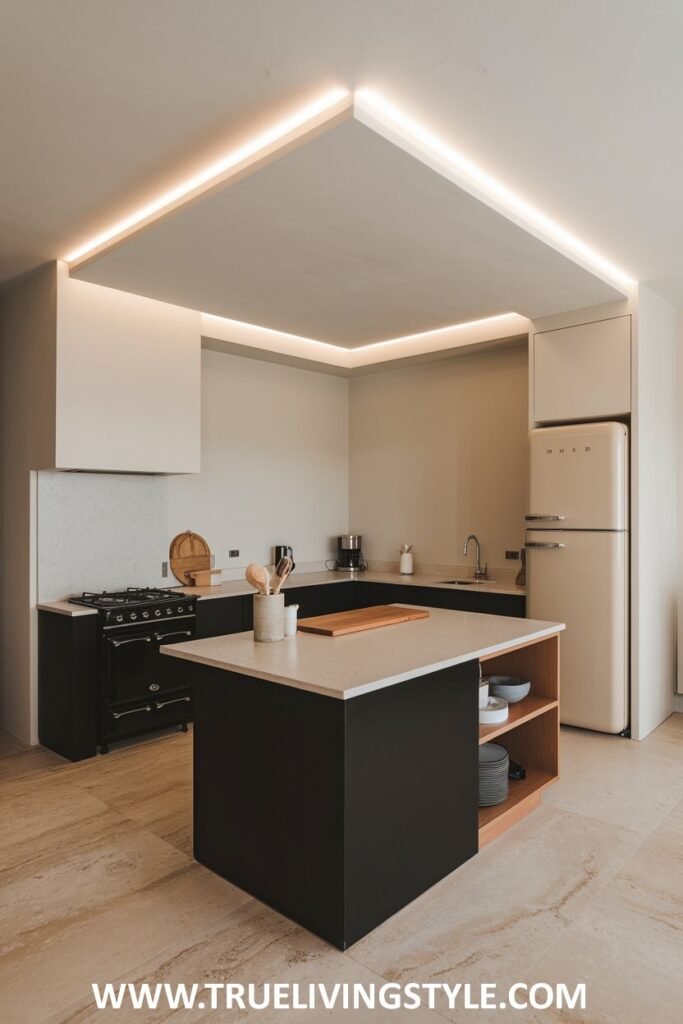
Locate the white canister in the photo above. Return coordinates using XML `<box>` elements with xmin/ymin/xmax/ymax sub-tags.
<box><xmin>284</xmin><ymin>603</ymin><xmax>299</xmax><ymax>637</ymax></box>
<box><xmin>399</xmin><ymin>551</ymin><xmax>414</xmax><ymax>575</ymax></box>
<box><xmin>253</xmin><ymin>593</ymin><xmax>285</xmax><ymax>642</ymax></box>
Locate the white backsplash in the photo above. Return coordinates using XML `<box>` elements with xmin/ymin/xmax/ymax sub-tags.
<box><xmin>37</xmin><ymin>471</ymin><xmax>169</xmax><ymax>600</ymax></box>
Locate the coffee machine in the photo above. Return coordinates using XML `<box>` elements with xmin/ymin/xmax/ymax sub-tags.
<box><xmin>335</xmin><ymin>534</ymin><xmax>366</xmax><ymax>572</ymax></box>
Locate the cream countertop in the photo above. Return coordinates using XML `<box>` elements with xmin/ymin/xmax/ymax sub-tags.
<box><xmin>37</xmin><ymin>569</ymin><xmax>525</xmax><ymax>616</ymax></box>
<box><xmin>161</xmin><ymin>605</ymin><xmax>562</xmax><ymax>700</ymax></box>
<box><xmin>175</xmin><ymin>569</ymin><xmax>526</xmax><ymax>600</ymax></box>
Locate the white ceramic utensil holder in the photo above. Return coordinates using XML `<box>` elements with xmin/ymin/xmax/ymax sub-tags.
<box><xmin>253</xmin><ymin>593</ymin><xmax>285</xmax><ymax>642</ymax></box>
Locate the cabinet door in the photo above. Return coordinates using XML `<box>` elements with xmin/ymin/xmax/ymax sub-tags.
<box><xmin>533</xmin><ymin>315</ymin><xmax>631</xmax><ymax>423</ymax></box>
<box><xmin>283</xmin><ymin>586</ymin><xmax>321</xmax><ymax>620</ymax></box>
<box><xmin>353</xmin><ymin>582</ymin><xmax>395</xmax><ymax>607</ymax></box>
<box><xmin>318</xmin><ymin>583</ymin><xmax>357</xmax><ymax>615</ymax></box>
<box><xmin>195</xmin><ymin>597</ymin><xmax>245</xmax><ymax>639</ymax></box>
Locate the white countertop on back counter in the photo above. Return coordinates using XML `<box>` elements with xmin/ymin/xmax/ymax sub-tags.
<box><xmin>175</xmin><ymin>569</ymin><xmax>526</xmax><ymax>600</ymax></box>
<box><xmin>37</xmin><ymin>570</ymin><xmax>525</xmax><ymax>615</ymax></box>
<box><xmin>161</xmin><ymin>605</ymin><xmax>561</xmax><ymax>700</ymax></box>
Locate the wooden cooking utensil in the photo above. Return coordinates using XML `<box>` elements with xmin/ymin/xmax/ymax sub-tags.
<box><xmin>271</xmin><ymin>556</ymin><xmax>293</xmax><ymax>595</ymax></box>
<box><xmin>245</xmin><ymin>563</ymin><xmax>270</xmax><ymax>595</ymax></box>
<box><xmin>169</xmin><ymin>530</ymin><xmax>215</xmax><ymax>585</ymax></box>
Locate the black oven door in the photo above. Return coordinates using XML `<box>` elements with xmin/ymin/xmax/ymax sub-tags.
<box><xmin>103</xmin><ymin>627</ymin><xmax>193</xmax><ymax>707</ymax></box>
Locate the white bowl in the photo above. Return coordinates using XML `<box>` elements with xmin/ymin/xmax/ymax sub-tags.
<box><xmin>479</xmin><ymin>697</ymin><xmax>509</xmax><ymax>724</ymax></box>
<box><xmin>489</xmin><ymin>677</ymin><xmax>531</xmax><ymax>703</ymax></box>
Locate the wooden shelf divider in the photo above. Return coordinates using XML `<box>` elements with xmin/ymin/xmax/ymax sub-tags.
<box><xmin>479</xmin><ymin>696</ymin><xmax>558</xmax><ymax>745</ymax></box>
<box><xmin>478</xmin><ymin>769</ymin><xmax>556</xmax><ymax>847</ymax></box>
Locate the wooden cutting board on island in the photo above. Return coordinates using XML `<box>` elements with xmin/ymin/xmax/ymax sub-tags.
<box><xmin>297</xmin><ymin>604</ymin><xmax>429</xmax><ymax>636</ymax></box>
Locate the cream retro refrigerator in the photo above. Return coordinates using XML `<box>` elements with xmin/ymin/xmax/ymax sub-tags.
<box><xmin>526</xmin><ymin>422</ymin><xmax>629</xmax><ymax>734</ymax></box>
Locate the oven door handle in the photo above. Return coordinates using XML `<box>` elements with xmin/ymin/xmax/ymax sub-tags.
<box><xmin>154</xmin><ymin>630</ymin><xmax>193</xmax><ymax>642</ymax></box>
<box><xmin>154</xmin><ymin>696</ymin><xmax>192</xmax><ymax>710</ymax></box>
<box><xmin>110</xmin><ymin>636</ymin><xmax>153</xmax><ymax>648</ymax></box>
<box><xmin>111</xmin><ymin>705</ymin><xmax>153</xmax><ymax>719</ymax></box>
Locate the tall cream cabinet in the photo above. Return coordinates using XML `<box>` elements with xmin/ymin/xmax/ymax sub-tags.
<box><xmin>532</xmin><ymin>314</ymin><xmax>631</xmax><ymax>424</ymax></box>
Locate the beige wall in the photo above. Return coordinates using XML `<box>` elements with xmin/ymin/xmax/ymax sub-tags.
<box><xmin>37</xmin><ymin>349</ymin><xmax>349</xmax><ymax>602</ymax></box>
<box><xmin>631</xmin><ymin>284</ymin><xmax>677</xmax><ymax>737</ymax></box>
<box><xmin>348</xmin><ymin>344</ymin><xmax>528</xmax><ymax>571</ymax></box>
<box><xmin>0</xmin><ymin>265</ymin><xmax>58</xmax><ymax>743</ymax></box>
<box><xmin>165</xmin><ymin>349</ymin><xmax>349</xmax><ymax>569</ymax></box>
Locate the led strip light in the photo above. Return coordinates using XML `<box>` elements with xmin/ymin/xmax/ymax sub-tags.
<box><xmin>65</xmin><ymin>84</ymin><xmax>634</xmax><ymax>361</ymax></box>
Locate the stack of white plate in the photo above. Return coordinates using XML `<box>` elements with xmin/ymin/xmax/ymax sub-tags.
<box><xmin>479</xmin><ymin>743</ymin><xmax>509</xmax><ymax>807</ymax></box>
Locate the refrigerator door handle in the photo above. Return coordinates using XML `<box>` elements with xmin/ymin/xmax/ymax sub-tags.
<box><xmin>525</xmin><ymin>514</ymin><xmax>565</xmax><ymax>521</ymax></box>
<box><xmin>526</xmin><ymin>541</ymin><xmax>566</xmax><ymax>549</ymax></box>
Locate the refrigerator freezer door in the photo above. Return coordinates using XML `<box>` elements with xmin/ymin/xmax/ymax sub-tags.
<box><xmin>528</xmin><ymin>422</ymin><xmax>628</xmax><ymax>530</ymax></box>
<box><xmin>526</xmin><ymin>530</ymin><xmax>628</xmax><ymax>733</ymax></box>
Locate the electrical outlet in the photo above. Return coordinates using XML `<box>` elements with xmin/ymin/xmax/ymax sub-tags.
<box><xmin>505</xmin><ymin>550</ymin><xmax>520</xmax><ymax>560</ymax></box>
<box><xmin>229</xmin><ymin>549</ymin><xmax>240</xmax><ymax>558</ymax></box>
<box><xmin>161</xmin><ymin>561</ymin><xmax>168</xmax><ymax>577</ymax></box>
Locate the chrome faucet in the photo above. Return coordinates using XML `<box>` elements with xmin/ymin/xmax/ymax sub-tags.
<box><xmin>463</xmin><ymin>534</ymin><xmax>488</xmax><ymax>579</ymax></box>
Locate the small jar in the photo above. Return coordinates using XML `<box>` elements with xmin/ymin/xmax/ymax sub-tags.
<box><xmin>399</xmin><ymin>551</ymin><xmax>414</xmax><ymax>575</ymax></box>
<box><xmin>284</xmin><ymin>603</ymin><xmax>299</xmax><ymax>637</ymax></box>
<box><xmin>253</xmin><ymin>593</ymin><xmax>285</xmax><ymax>642</ymax></box>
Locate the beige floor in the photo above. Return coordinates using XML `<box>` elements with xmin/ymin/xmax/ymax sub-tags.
<box><xmin>1</xmin><ymin>717</ymin><xmax>682</xmax><ymax>1024</ymax></box>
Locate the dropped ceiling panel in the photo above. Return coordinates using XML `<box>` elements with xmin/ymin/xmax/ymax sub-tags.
<box><xmin>73</xmin><ymin>116</ymin><xmax>623</xmax><ymax>346</ymax></box>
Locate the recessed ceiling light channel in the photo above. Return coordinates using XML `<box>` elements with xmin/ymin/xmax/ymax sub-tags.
<box><xmin>65</xmin><ymin>87</ymin><xmax>351</xmax><ymax>265</ymax></box>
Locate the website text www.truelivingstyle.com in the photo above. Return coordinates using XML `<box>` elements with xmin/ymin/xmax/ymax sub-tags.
<box><xmin>91</xmin><ymin>980</ymin><xmax>587</xmax><ymax>1013</ymax></box>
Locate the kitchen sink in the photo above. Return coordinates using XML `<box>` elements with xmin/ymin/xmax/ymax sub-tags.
<box><xmin>436</xmin><ymin>579</ymin><xmax>488</xmax><ymax>586</ymax></box>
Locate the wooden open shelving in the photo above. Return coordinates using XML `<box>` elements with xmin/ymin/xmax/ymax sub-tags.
<box><xmin>477</xmin><ymin>632</ymin><xmax>560</xmax><ymax>848</ymax></box>
<box><xmin>478</xmin><ymin>695</ymin><xmax>558</xmax><ymax>745</ymax></box>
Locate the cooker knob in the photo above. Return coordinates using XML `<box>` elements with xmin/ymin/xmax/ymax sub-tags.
<box><xmin>166</xmin><ymin>607</ymin><xmax>173</xmax><ymax>615</ymax></box>
<box><xmin>178</xmin><ymin>606</ymin><xmax>184</xmax><ymax>614</ymax></box>
<box><xmin>154</xmin><ymin>609</ymin><xmax>161</xmax><ymax>617</ymax></box>
<box><xmin>116</xmin><ymin>614</ymin><xmax>124</xmax><ymax>623</ymax></box>
<box><xmin>142</xmin><ymin>610</ymin><xmax>150</xmax><ymax>619</ymax></box>
<box><xmin>130</xmin><ymin>612</ymin><xmax>138</xmax><ymax>621</ymax></box>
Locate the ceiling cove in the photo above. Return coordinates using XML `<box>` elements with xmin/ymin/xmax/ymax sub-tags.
<box><xmin>68</xmin><ymin>87</ymin><xmax>633</xmax><ymax>359</ymax></box>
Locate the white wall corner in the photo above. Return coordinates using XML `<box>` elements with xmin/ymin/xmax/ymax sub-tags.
<box><xmin>631</xmin><ymin>284</ymin><xmax>677</xmax><ymax>738</ymax></box>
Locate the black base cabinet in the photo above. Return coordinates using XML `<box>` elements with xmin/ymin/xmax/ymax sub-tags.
<box><xmin>195</xmin><ymin>595</ymin><xmax>246</xmax><ymax>639</ymax></box>
<box><xmin>38</xmin><ymin>611</ymin><xmax>99</xmax><ymax>762</ymax></box>
<box><xmin>39</xmin><ymin>582</ymin><xmax>523</xmax><ymax>761</ymax></box>
<box><xmin>354</xmin><ymin>580</ymin><xmax>525</xmax><ymax>618</ymax></box>
<box><xmin>193</xmin><ymin>659</ymin><xmax>479</xmax><ymax>949</ymax></box>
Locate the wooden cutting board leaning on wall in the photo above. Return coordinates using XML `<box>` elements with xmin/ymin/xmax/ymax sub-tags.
<box><xmin>169</xmin><ymin>530</ymin><xmax>223</xmax><ymax>586</ymax></box>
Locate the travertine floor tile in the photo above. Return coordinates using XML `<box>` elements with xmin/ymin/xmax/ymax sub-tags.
<box><xmin>347</xmin><ymin>805</ymin><xmax>642</xmax><ymax>1023</ymax></box>
<box><xmin>0</xmin><ymin>729</ymin><xmax>25</xmax><ymax>759</ymax></box>
<box><xmin>2</xmin><ymin>861</ymin><xmax>250</xmax><ymax>1024</ymax></box>
<box><xmin>543</xmin><ymin>724</ymin><xmax>683</xmax><ymax>833</ymax></box>
<box><xmin>40</xmin><ymin>899</ymin><xmax>446</xmax><ymax>1024</ymax></box>
<box><xmin>0</xmin><ymin>744</ymin><xmax>71</xmax><ymax>782</ymax></box>
<box><xmin>0</xmin><ymin>774</ymin><xmax>130</xmax><ymax>871</ymax></box>
<box><xmin>3</xmin><ymin>715</ymin><xmax>681</xmax><ymax>1024</ymax></box>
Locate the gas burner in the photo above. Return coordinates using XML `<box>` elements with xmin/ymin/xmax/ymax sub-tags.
<box><xmin>70</xmin><ymin>587</ymin><xmax>182</xmax><ymax>609</ymax></box>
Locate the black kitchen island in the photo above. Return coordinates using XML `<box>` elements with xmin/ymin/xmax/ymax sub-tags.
<box><xmin>162</xmin><ymin>607</ymin><xmax>563</xmax><ymax>949</ymax></box>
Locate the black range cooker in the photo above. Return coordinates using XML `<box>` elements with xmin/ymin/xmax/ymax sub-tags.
<box><xmin>69</xmin><ymin>588</ymin><xmax>196</xmax><ymax>753</ymax></box>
